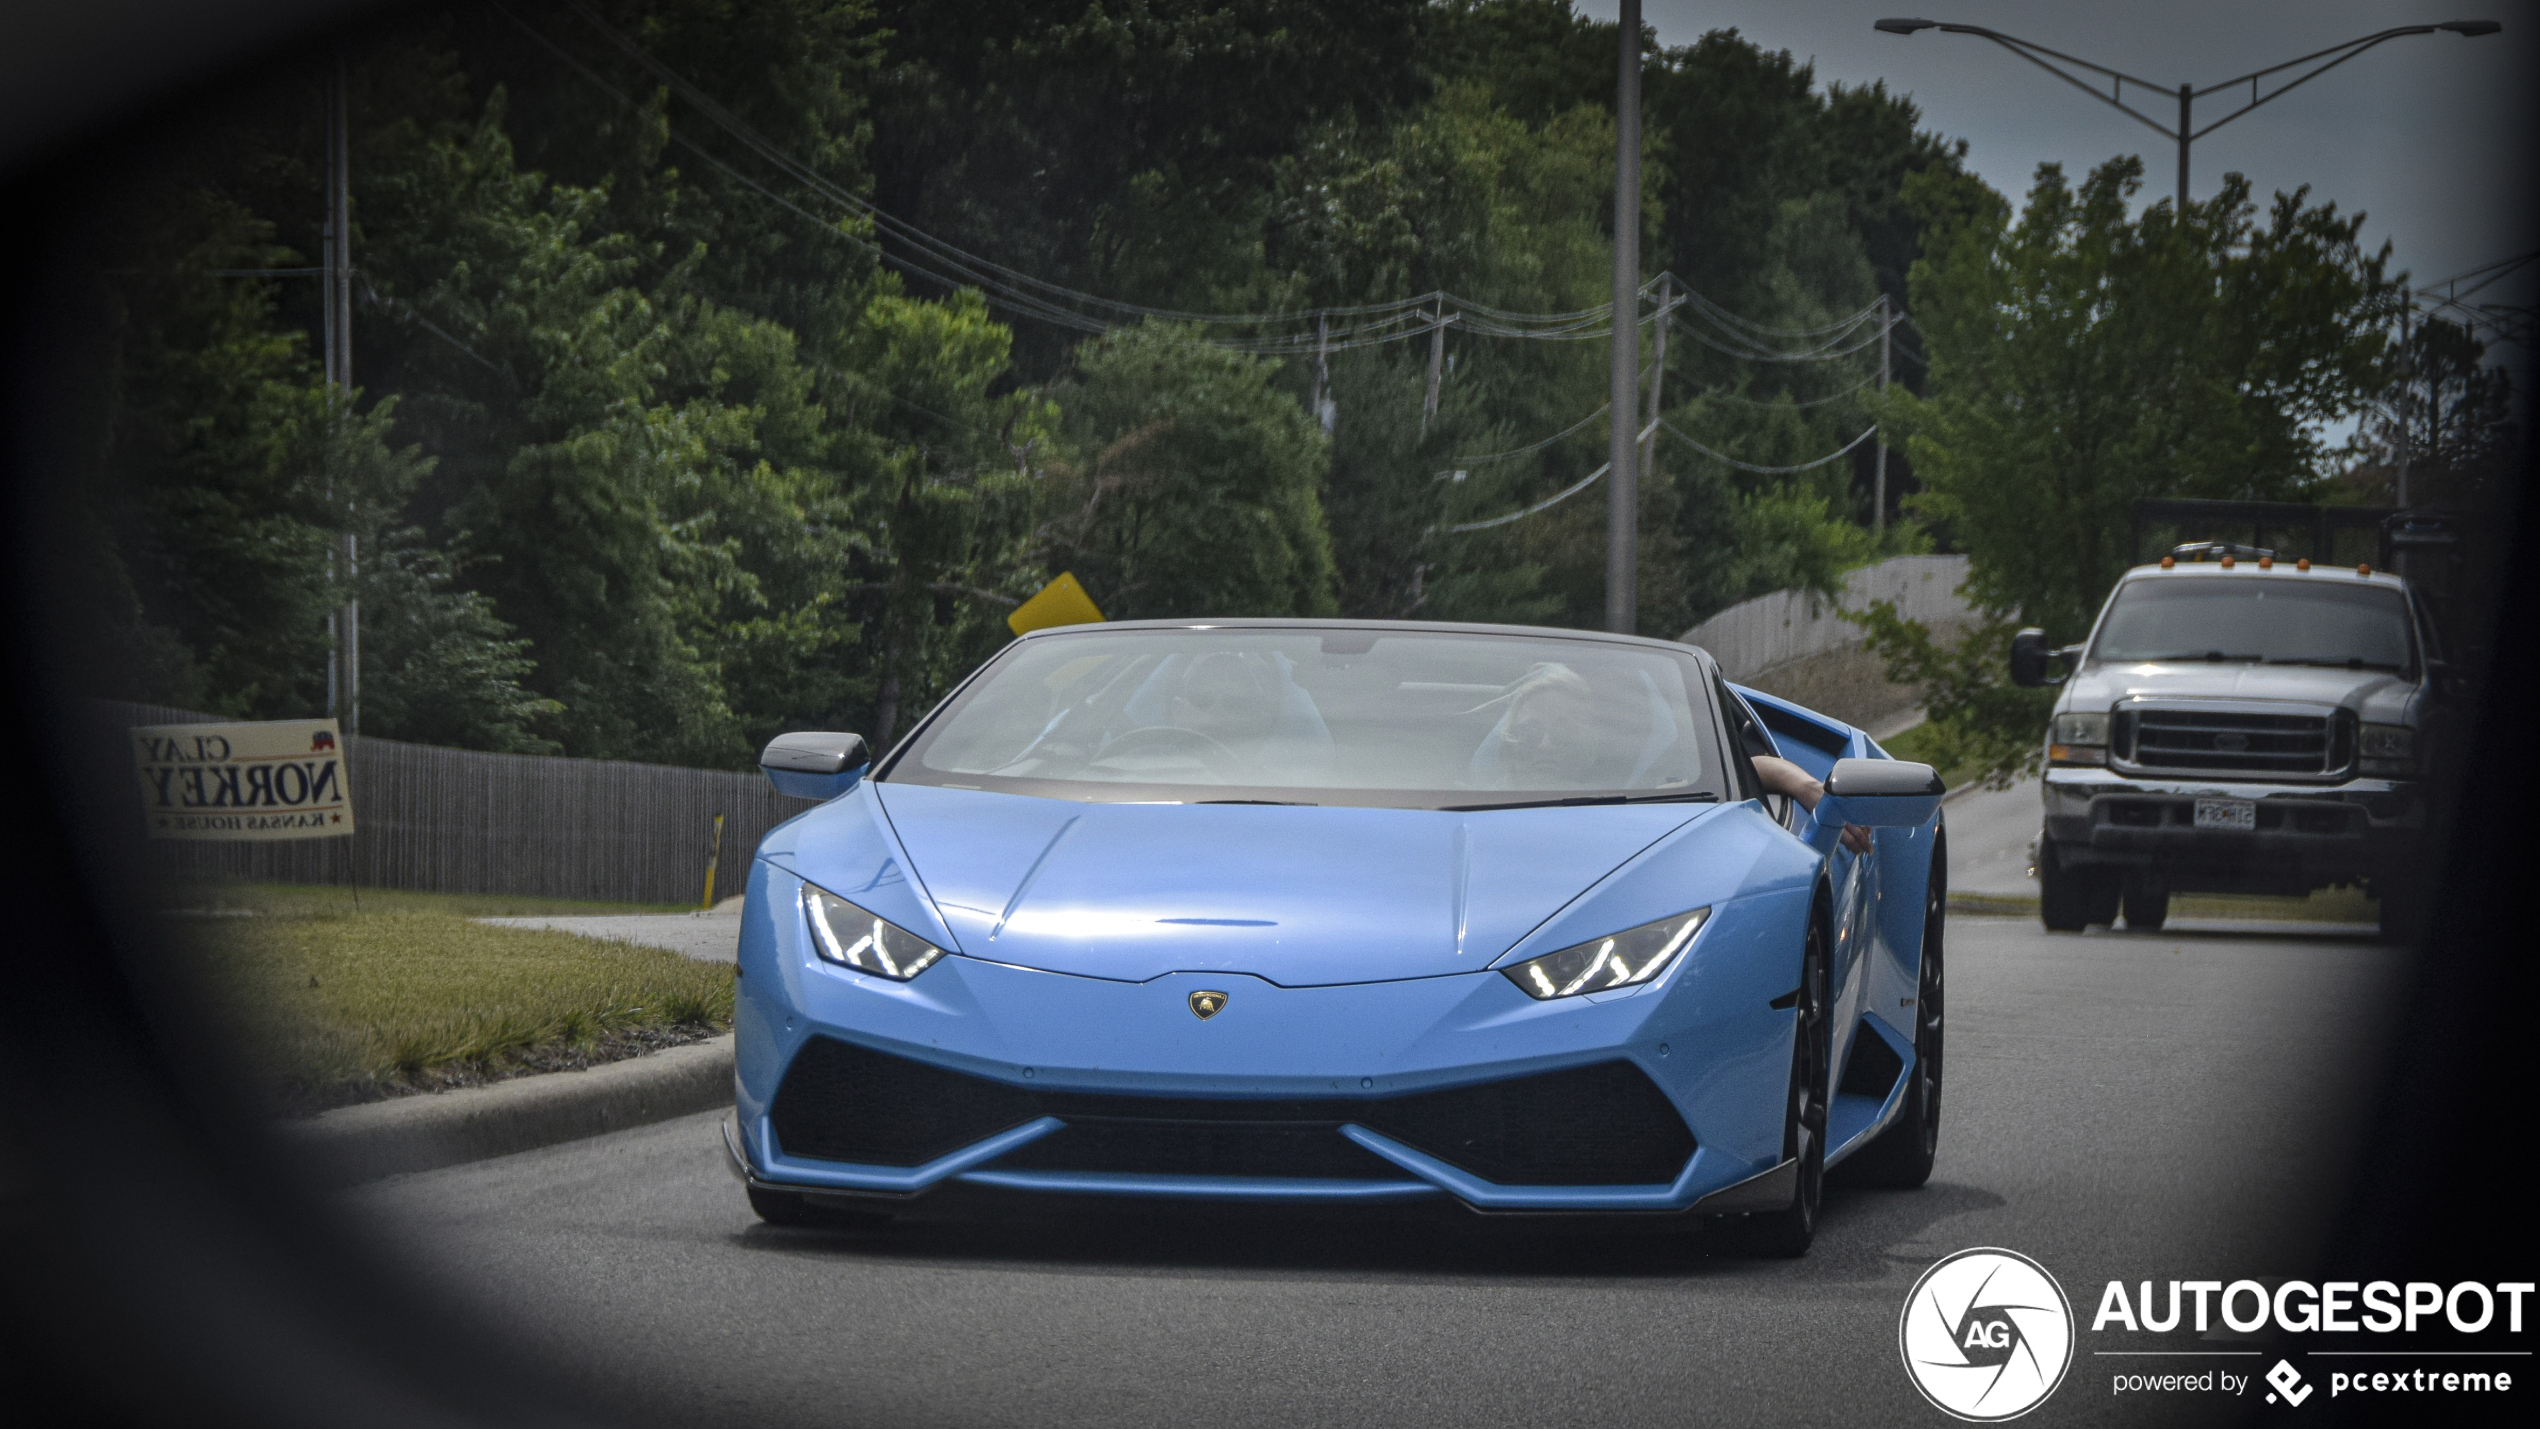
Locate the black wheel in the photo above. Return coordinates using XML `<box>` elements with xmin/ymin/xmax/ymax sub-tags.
<box><xmin>2038</xmin><ymin>839</ymin><xmax>2117</xmax><ymax>931</ymax></box>
<box><xmin>1723</xmin><ymin>897</ymin><xmax>1832</xmax><ymax>1257</ymax></box>
<box><xmin>2121</xmin><ymin>873</ymin><xmax>2169</xmax><ymax>932</ymax></box>
<box><xmin>1841</xmin><ymin>837</ymin><xmax>1944</xmax><ymax>1189</ymax></box>
<box><xmin>746</xmin><ymin>1185</ymin><xmax>893</xmax><ymax>1229</ymax></box>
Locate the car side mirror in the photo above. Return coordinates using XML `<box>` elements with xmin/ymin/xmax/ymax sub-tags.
<box><xmin>2009</xmin><ymin>628</ymin><xmax>2065</xmax><ymax>687</ymax></box>
<box><xmin>761</xmin><ymin>731</ymin><xmax>870</xmax><ymax>801</ymax></box>
<box><xmin>1814</xmin><ymin>757</ymin><xmax>1945</xmax><ymax>834</ymax></box>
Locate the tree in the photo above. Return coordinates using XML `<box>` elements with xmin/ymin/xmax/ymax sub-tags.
<box><xmin>1865</xmin><ymin>156</ymin><xmax>2404</xmax><ymax>782</ymax></box>
<box><xmin>2344</xmin><ymin>314</ymin><xmax>2522</xmax><ymax>511</ymax></box>
<box><xmin>1045</xmin><ymin>322</ymin><xmax>1337</xmax><ymax>622</ymax></box>
<box><xmin>1884</xmin><ymin>157</ymin><xmax>2401</xmax><ymax>640</ymax></box>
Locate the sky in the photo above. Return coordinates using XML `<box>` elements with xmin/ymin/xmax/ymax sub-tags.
<box><xmin>1580</xmin><ymin>0</ymin><xmax>2538</xmax><ymax>374</ymax></box>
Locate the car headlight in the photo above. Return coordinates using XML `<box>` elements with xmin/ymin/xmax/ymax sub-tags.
<box><xmin>800</xmin><ymin>884</ymin><xmax>949</xmax><ymax>980</ymax></box>
<box><xmin>1502</xmin><ymin>908</ymin><xmax>1709</xmax><ymax>1001</ymax></box>
<box><xmin>2049</xmin><ymin>709</ymin><xmax>2108</xmax><ymax>766</ymax></box>
<box><xmin>2359</xmin><ymin>723</ymin><xmax>2417</xmax><ymax>776</ymax></box>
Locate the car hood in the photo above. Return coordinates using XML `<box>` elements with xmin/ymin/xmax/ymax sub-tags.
<box><xmin>844</xmin><ymin>784</ymin><xmax>1718</xmax><ymax>986</ymax></box>
<box><xmin>2063</xmin><ymin>661</ymin><xmax>2417</xmax><ymax>723</ymax></box>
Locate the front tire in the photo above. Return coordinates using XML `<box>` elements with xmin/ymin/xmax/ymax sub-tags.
<box><xmin>1842</xmin><ymin>838</ymin><xmax>1945</xmax><ymax>1189</ymax></box>
<box><xmin>2039</xmin><ymin>839</ymin><xmax>2118</xmax><ymax>931</ymax></box>
<box><xmin>1722</xmin><ymin>899</ymin><xmax>1832</xmax><ymax>1257</ymax></box>
<box><xmin>2121</xmin><ymin>873</ymin><xmax>2170</xmax><ymax>932</ymax></box>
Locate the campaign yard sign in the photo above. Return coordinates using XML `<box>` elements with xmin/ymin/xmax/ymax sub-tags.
<box><xmin>132</xmin><ymin>719</ymin><xmax>354</xmax><ymax>840</ymax></box>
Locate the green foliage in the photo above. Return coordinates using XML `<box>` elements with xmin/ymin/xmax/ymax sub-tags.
<box><xmin>1867</xmin><ymin>155</ymin><xmax>2401</xmax><ymax>785</ymax></box>
<box><xmin>75</xmin><ymin>2</ymin><xmax>2125</xmax><ymax>769</ymax></box>
<box><xmin>1884</xmin><ymin>156</ymin><xmax>2402</xmax><ymax>641</ymax></box>
<box><xmin>1046</xmin><ymin>322</ymin><xmax>1337</xmax><ymax>621</ymax></box>
<box><xmin>1852</xmin><ymin>605</ymin><xmax>2053</xmax><ymax>790</ymax></box>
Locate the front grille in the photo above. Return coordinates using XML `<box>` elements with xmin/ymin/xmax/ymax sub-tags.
<box><xmin>990</xmin><ymin>1120</ymin><xmax>1406</xmax><ymax>1180</ymax></box>
<box><xmin>770</xmin><ymin>1037</ymin><xmax>1695</xmax><ymax>1186</ymax></box>
<box><xmin>2115</xmin><ymin>707</ymin><xmax>2350</xmax><ymax>777</ymax></box>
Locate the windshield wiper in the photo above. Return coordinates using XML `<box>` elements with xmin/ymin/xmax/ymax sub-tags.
<box><xmin>2264</xmin><ymin>657</ymin><xmax>2406</xmax><ymax>670</ymax></box>
<box><xmin>1194</xmin><ymin>798</ymin><xmax>1318</xmax><ymax>805</ymax></box>
<box><xmin>1441</xmin><ymin>791</ymin><xmax>1721</xmax><ymax>812</ymax></box>
<box><xmin>2128</xmin><ymin>651</ymin><xmax>2264</xmax><ymax>662</ymax></box>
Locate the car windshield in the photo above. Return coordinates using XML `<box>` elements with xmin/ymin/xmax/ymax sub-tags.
<box><xmin>2091</xmin><ymin>577</ymin><xmax>2415</xmax><ymax>670</ymax></box>
<box><xmin>885</xmin><ymin>627</ymin><xmax>1724</xmax><ymax>808</ymax></box>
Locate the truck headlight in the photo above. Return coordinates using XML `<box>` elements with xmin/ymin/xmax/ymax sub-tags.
<box><xmin>801</xmin><ymin>884</ymin><xmax>949</xmax><ymax>980</ymax></box>
<box><xmin>2359</xmin><ymin>723</ymin><xmax>2416</xmax><ymax>777</ymax></box>
<box><xmin>1502</xmin><ymin>909</ymin><xmax>1709</xmax><ymax>1000</ymax></box>
<box><xmin>2049</xmin><ymin>710</ymin><xmax>2108</xmax><ymax>766</ymax></box>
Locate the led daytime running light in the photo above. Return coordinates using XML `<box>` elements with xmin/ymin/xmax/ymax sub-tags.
<box><xmin>1503</xmin><ymin>908</ymin><xmax>1711</xmax><ymax>1000</ymax></box>
<box><xmin>801</xmin><ymin>884</ymin><xmax>949</xmax><ymax>981</ymax></box>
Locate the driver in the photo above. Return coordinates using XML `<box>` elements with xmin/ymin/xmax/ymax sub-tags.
<box><xmin>1468</xmin><ymin>662</ymin><xmax>1601</xmax><ymax>788</ymax></box>
<box><xmin>1169</xmin><ymin>652</ymin><xmax>1282</xmax><ymax>754</ymax></box>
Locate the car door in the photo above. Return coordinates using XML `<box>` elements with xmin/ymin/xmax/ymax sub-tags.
<box><xmin>1719</xmin><ymin>682</ymin><xmax>1875</xmax><ymax>1083</ymax></box>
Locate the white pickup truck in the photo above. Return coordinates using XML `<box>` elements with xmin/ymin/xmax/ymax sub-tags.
<box><xmin>2012</xmin><ymin>544</ymin><xmax>2456</xmax><ymax>939</ymax></box>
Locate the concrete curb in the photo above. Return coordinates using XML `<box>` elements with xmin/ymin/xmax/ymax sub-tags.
<box><xmin>280</xmin><ymin>1034</ymin><xmax>734</xmax><ymax>1186</ymax></box>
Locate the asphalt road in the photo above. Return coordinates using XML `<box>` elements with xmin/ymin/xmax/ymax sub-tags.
<box><xmin>346</xmin><ymin>915</ymin><xmax>2401</xmax><ymax>1429</ymax></box>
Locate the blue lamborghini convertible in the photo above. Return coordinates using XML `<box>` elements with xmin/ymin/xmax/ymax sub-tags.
<box><xmin>721</xmin><ymin>619</ymin><xmax>1946</xmax><ymax>1255</ymax></box>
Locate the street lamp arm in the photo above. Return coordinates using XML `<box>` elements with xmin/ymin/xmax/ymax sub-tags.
<box><xmin>2184</xmin><ymin>27</ymin><xmax>2464</xmax><ymax>141</ymax></box>
<box><xmin>1935</xmin><ymin>25</ymin><xmax>2177</xmax><ymax>138</ymax></box>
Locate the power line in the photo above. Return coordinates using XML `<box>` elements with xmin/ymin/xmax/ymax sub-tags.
<box><xmin>518</xmin><ymin>1</ymin><xmax>1902</xmax><ymax>358</ymax></box>
<box><xmin>1660</xmin><ymin>419</ymin><xmax>1879</xmax><ymax>474</ymax></box>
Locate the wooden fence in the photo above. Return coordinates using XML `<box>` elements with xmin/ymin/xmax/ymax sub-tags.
<box><xmin>1678</xmin><ymin>555</ymin><xmax>1973</xmax><ymax>682</ymax></box>
<box><xmin>97</xmin><ymin>702</ymin><xmax>801</xmax><ymax>906</ymax></box>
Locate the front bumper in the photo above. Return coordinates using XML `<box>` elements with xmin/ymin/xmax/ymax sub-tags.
<box><xmin>2041</xmin><ymin>769</ymin><xmax>2423</xmax><ymax>890</ymax></box>
<box><xmin>728</xmin><ymin>860</ymin><xmax>1832</xmax><ymax>1214</ymax></box>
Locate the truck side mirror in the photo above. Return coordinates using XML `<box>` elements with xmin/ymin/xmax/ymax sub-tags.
<box><xmin>761</xmin><ymin>731</ymin><xmax>870</xmax><ymax>801</ymax></box>
<box><xmin>2009</xmin><ymin>628</ymin><xmax>2063</xmax><ymax>687</ymax></box>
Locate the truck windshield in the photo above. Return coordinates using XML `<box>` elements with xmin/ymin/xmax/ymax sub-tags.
<box><xmin>883</xmin><ymin>627</ymin><xmax>1726</xmax><ymax>809</ymax></box>
<box><xmin>2092</xmin><ymin>578</ymin><xmax>2414</xmax><ymax>671</ymax></box>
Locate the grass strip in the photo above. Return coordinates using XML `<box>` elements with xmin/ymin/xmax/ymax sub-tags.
<box><xmin>161</xmin><ymin>879</ymin><xmax>693</xmax><ymax>919</ymax></box>
<box><xmin>178</xmin><ymin>895</ymin><xmax>734</xmax><ymax>1115</ymax></box>
<box><xmin>1949</xmin><ymin>886</ymin><xmax>2379</xmax><ymax>925</ymax></box>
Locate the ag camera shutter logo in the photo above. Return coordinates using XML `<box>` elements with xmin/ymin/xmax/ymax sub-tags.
<box><xmin>1900</xmin><ymin>1248</ymin><xmax>2076</xmax><ymax>1420</ymax></box>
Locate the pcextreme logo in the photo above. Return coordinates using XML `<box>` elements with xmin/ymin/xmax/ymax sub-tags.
<box><xmin>1899</xmin><ymin>1248</ymin><xmax>2077</xmax><ymax>1420</ymax></box>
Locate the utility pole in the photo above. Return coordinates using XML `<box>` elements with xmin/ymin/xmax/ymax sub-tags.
<box><xmin>1312</xmin><ymin>313</ymin><xmax>1333</xmax><ymax>434</ymax></box>
<box><xmin>2175</xmin><ymin>83</ymin><xmax>2191</xmax><ymax>210</ymax></box>
<box><xmin>1422</xmin><ymin>304</ymin><xmax>1454</xmax><ymax>439</ymax></box>
<box><xmin>1642</xmin><ymin>272</ymin><xmax>1669</xmax><ymax>477</ymax></box>
<box><xmin>1874</xmin><ymin>294</ymin><xmax>1891</xmax><ymax>535</ymax></box>
<box><xmin>1605</xmin><ymin>0</ymin><xmax>1642</xmax><ymax>635</ymax></box>
<box><xmin>2395</xmin><ymin>303</ymin><xmax>2413</xmax><ymax>510</ymax></box>
<box><xmin>325</xmin><ymin>56</ymin><xmax>359</xmax><ymax>736</ymax></box>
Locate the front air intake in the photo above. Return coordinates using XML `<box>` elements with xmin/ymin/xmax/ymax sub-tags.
<box><xmin>769</xmin><ymin>1037</ymin><xmax>1695</xmax><ymax>1186</ymax></box>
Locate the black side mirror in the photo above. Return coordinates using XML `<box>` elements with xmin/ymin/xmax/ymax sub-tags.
<box><xmin>2009</xmin><ymin>628</ymin><xmax>2064</xmax><ymax>687</ymax></box>
<box><xmin>761</xmin><ymin>731</ymin><xmax>871</xmax><ymax>800</ymax></box>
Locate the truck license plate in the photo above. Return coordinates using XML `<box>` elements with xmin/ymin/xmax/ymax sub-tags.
<box><xmin>2194</xmin><ymin>797</ymin><xmax>2257</xmax><ymax>831</ymax></box>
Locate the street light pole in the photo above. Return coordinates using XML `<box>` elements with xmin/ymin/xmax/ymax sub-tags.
<box><xmin>2175</xmin><ymin>82</ymin><xmax>2190</xmax><ymax>211</ymax></box>
<box><xmin>1606</xmin><ymin>0</ymin><xmax>1641</xmax><ymax>635</ymax></box>
<box><xmin>1875</xmin><ymin>18</ymin><xmax>2501</xmax><ymax>209</ymax></box>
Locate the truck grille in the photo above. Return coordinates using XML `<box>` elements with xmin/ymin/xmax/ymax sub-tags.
<box><xmin>2115</xmin><ymin>707</ymin><xmax>2351</xmax><ymax>778</ymax></box>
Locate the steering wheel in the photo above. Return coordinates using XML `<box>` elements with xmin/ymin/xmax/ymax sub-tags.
<box><xmin>1089</xmin><ymin>725</ymin><xmax>1256</xmax><ymax>784</ymax></box>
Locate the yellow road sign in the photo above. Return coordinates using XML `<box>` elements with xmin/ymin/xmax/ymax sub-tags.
<box><xmin>1007</xmin><ymin>572</ymin><xmax>1105</xmax><ymax>635</ymax></box>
